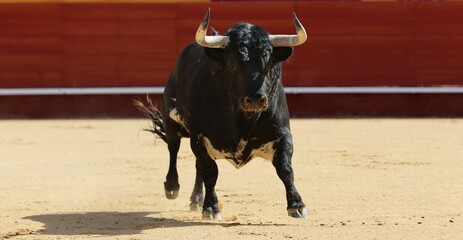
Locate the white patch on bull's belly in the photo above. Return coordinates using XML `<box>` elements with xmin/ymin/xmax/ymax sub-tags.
<box><xmin>201</xmin><ymin>135</ymin><xmax>239</xmax><ymax>160</ymax></box>
<box><xmin>169</xmin><ymin>108</ymin><xmax>188</xmax><ymax>132</ymax></box>
<box><xmin>251</xmin><ymin>140</ymin><xmax>276</xmax><ymax>161</ymax></box>
<box><xmin>201</xmin><ymin>135</ymin><xmax>247</xmax><ymax>169</ymax></box>
<box><xmin>201</xmin><ymin>135</ymin><xmax>276</xmax><ymax>169</ymax></box>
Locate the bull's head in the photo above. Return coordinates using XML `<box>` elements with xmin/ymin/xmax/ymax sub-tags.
<box><xmin>195</xmin><ymin>9</ymin><xmax>307</xmax><ymax>113</ymax></box>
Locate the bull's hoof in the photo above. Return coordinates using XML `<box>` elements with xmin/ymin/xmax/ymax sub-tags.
<box><xmin>287</xmin><ymin>208</ymin><xmax>308</xmax><ymax>218</ymax></box>
<box><xmin>202</xmin><ymin>208</ymin><xmax>222</xmax><ymax>220</ymax></box>
<box><xmin>190</xmin><ymin>202</ymin><xmax>202</xmax><ymax>211</ymax></box>
<box><xmin>190</xmin><ymin>194</ymin><xmax>203</xmax><ymax>211</ymax></box>
<box><xmin>164</xmin><ymin>182</ymin><xmax>180</xmax><ymax>199</ymax></box>
<box><xmin>164</xmin><ymin>189</ymin><xmax>179</xmax><ymax>199</ymax></box>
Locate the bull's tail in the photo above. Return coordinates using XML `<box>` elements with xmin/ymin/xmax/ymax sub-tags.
<box><xmin>134</xmin><ymin>96</ymin><xmax>167</xmax><ymax>143</ymax></box>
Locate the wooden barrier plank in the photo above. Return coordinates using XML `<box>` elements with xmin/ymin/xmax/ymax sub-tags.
<box><xmin>303</xmin><ymin>36</ymin><xmax>355</xmax><ymax>52</ymax></box>
<box><xmin>178</xmin><ymin>2</ymin><xmax>295</xmax><ymax>20</ymax></box>
<box><xmin>281</xmin><ymin>70</ymin><xmax>297</xmax><ymax>86</ymax></box>
<box><xmin>286</xmin><ymin>94</ymin><xmax>463</xmax><ymax>117</ymax></box>
<box><xmin>296</xmin><ymin>50</ymin><xmax>357</xmax><ymax>71</ymax></box>
<box><xmin>0</xmin><ymin>37</ymin><xmax>61</xmax><ymax>54</ymax></box>
<box><xmin>63</xmin><ymin>20</ymin><xmax>118</xmax><ymax>36</ymax></box>
<box><xmin>65</xmin><ymin>54</ymin><xmax>118</xmax><ymax>70</ymax></box>
<box><xmin>355</xmin><ymin>35</ymin><xmax>415</xmax><ymax>51</ymax></box>
<box><xmin>64</xmin><ymin>69</ymin><xmax>119</xmax><ymax>87</ymax></box>
<box><xmin>0</xmin><ymin>94</ymin><xmax>165</xmax><ymax>119</ymax></box>
<box><xmin>416</xmin><ymin>35</ymin><xmax>463</xmax><ymax>85</ymax></box>
<box><xmin>0</xmin><ymin>19</ymin><xmax>62</xmax><ymax>37</ymax></box>
<box><xmin>118</xmin><ymin>53</ymin><xmax>177</xmax><ymax>70</ymax></box>
<box><xmin>0</xmin><ymin>71</ymin><xmax>63</xmax><ymax>88</ymax></box>
<box><xmin>120</xmin><ymin>70</ymin><xmax>171</xmax><ymax>86</ymax></box>
<box><xmin>354</xmin><ymin>70</ymin><xmax>416</xmax><ymax>86</ymax></box>
<box><xmin>416</xmin><ymin>2</ymin><xmax>463</xmax><ymax>35</ymax></box>
<box><xmin>119</xmin><ymin>36</ymin><xmax>176</xmax><ymax>54</ymax></box>
<box><xmin>353</xmin><ymin>2</ymin><xmax>414</xmax><ymax>35</ymax></box>
<box><xmin>0</xmin><ymin>3</ymin><xmax>61</xmax><ymax>19</ymax></box>
<box><xmin>62</xmin><ymin>3</ymin><xmax>118</xmax><ymax>20</ymax></box>
<box><xmin>417</xmin><ymin>51</ymin><xmax>463</xmax><ymax>70</ymax></box>
<box><xmin>416</xmin><ymin>35</ymin><xmax>463</xmax><ymax>50</ymax></box>
<box><xmin>357</xmin><ymin>51</ymin><xmax>414</xmax><ymax>71</ymax></box>
<box><xmin>416</xmin><ymin>69</ymin><xmax>463</xmax><ymax>86</ymax></box>
<box><xmin>118</xmin><ymin>3</ymin><xmax>177</xmax><ymax>19</ymax></box>
<box><xmin>297</xmin><ymin>70</ymin><xmax>358</xmax><ymax>86</ymax></box>
<box><xmin>416</xmin><ymin>54</ymin><xmax>463</xmax><ymax>85</ymax></box>
<box><xmin>63</xmin><ymin>26</ymin><xmax>176</xmax><ymax>53</ymax></box>
<box><xmin>296</xmin><ymin>2</ymin><xmax>356</xmax><ymax>36</ymax></box>
<box><xmin>0</xmin><ymin>54</ymin><xmax>62</xmax><ymax>70</ymax></box>
<box><xmin>119</xmin><ymin>20</ymin><xmax>177</xmax><ymax>36</ymax></box>
<box><xmin>64</xmin><ymin>37</ymin><xmax>118</xmax><ymax>54</ymax></box>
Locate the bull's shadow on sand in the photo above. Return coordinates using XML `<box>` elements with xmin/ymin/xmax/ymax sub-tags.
<box><xmin>23</xmin><ymin>211</ymin><xmax>234</xmax><ymax>236</ymax></box>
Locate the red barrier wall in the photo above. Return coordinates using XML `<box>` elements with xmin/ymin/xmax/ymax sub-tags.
<box><xmin>2</xmin><ymin>2</ymin><xmax>463</xmax><ymax>88</ymax></box>
<box><xmin>1</xmin><ymin>2</ymin><xmax>463</xmax><ymax>117</ymax></box>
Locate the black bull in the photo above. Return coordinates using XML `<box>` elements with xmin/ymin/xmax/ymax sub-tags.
<box><xmin>135</xmin><ymin>10</ymin><xmax>308</xmax><ymax>219</ymax></box>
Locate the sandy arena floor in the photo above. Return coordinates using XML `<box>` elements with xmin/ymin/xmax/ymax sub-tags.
<box><xmin>0</xmin><ymin>119</ymin><xmax>462</xmax><ymax>239</ymax></box>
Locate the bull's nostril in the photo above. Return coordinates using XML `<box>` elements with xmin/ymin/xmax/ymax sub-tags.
<box><xmin>242</xmin><ymin>95</ymin><xmax>269</xmax><ymax>112</ymax></box>
<box><xmin>244</xmin><ymin>95</ymin><xmax>267</xmax><ymax>105</ymax></box>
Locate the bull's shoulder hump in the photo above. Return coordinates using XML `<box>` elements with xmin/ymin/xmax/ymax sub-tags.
<box><xmin>178</xmin><ymin>42</ymin><xmax>205</xmax><ymax>60</ymax></box>
<box><xmin>169</xmin><ymin>43</ymin><xmax>206</xmax><ymax>85</ymax></box>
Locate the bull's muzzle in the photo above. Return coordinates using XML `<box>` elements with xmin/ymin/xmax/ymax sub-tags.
<box><xmin>242</xmin><ymin>95</ymin><xmax>269</xmax><ymax>113</ymax></box>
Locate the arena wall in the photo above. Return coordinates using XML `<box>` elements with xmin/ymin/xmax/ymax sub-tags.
<box><xmin>1</xmin><ymin>1</ymin><xmax>463</xmax><ymax>117</ymax></box>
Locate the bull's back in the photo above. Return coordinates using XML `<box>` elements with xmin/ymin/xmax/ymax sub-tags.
<box><xmin>162</xmin><ymin>43</ymin><xmax>210</xmax><ymax>137</ymax></box>
<box><xmin>173</xmin><ymin>43</ymin><xmax>211</xmax><ymax>106</ymax></box>
<box><xmin>173</xmin><ymin>43</ymin><xmax>208</xmax><ymax>82</ymax></box>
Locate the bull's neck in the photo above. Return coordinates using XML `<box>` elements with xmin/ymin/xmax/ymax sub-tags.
<box><xmin>206</xmin><ymin>74</ymin><xmax>262</xmax><ymax>139</ymax></box>
<box><xmin>209</xmin><ymin>72</ymin><xmax>239</xmax><ymax>113</ymax></box>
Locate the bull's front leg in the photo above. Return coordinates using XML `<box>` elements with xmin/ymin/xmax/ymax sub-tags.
<box><xmin>190</xmin><ymin>138</ymin><xmax>222</xmax><ymax>220</ymax></box>
<box><xmin>199</xmin><ymin>157</ymin><xmax>221</xmax><ymax>220</ymax></box>
<box><xmin>272</xmin><ymin>134</ymin><xmax>308</xmax><ymax>218</ymax></box>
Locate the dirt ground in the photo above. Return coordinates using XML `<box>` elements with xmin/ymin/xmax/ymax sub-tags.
<box><xmin>0</xmin><ymin>118</ymin><xmax>462</xmax><ymax>239</ymax></box>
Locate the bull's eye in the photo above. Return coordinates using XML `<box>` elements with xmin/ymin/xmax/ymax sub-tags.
<box><xmin>263</xmin><ymin>49</ymin><xmax>271</xmax><ymax>59</ymax></box>
<box><xmin>239</xmin><ymin>46</ymin><xmax>250</xmax><ymax>62</ymax></box>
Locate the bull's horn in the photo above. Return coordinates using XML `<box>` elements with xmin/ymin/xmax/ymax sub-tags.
<box><xmin>269</xmin><ymin>12</ymin><xmax>307</xmax><ymax>47</ymax></box>
<box><xmin>195</xmin><ymin>9</ymin><xmax>229</xmax><ymax>48</ymax></box>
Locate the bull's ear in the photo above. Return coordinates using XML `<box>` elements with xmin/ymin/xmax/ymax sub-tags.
<box><xmin>272</xmin><ymin>47</ymin><xmax>293</xmax><ymax>62</ymax></box>
<box><xmin>204</xmin><ymin>48</ymin><xmax>224</xmax><ymax>63</ymax></box>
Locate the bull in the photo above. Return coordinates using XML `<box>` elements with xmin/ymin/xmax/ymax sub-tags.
<box><xmin>136</xmin><ymin>9</ymin><xmax>308</xmax><ymax>219</ymax></box>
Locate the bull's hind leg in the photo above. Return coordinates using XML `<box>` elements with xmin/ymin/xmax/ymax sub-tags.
<box><xmin>164</xmin><ymin>138</ymin><xmax>181</xmax><ymax>199</ymax></box>
<box><xmin>272</xmin><ymin>135</ymin><xmax>308</xmax><ymax>218</ymax></box>
<box><xmin>189</xmin><ymin>158</ymin><xmax>204</xmax><ymax>211</ymax></box>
